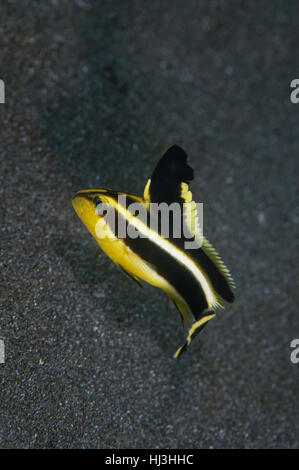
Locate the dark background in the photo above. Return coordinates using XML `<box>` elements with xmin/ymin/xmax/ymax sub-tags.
<box><xmin>0</xmin><ymin>0</ymin><xmax>298</xmax><ymax>448</ymax></box>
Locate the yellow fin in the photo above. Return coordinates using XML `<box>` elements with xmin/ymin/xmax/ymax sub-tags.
<box><xmin>180</xmin><ymin>182</ymin><xmax>203</xmax><ymax>246</ymax></box>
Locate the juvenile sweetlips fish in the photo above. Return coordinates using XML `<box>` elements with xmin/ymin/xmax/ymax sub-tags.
<box><xmin>72</xmin><ymin>145</ymin><xmax>235</xmax><ymax>357</ymax></box>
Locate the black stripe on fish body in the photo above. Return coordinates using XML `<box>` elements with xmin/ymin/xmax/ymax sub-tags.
<box><xmin>110</xmin><ymin>210</ymin><xmax>209</xmax><ymax>320</ymax></box>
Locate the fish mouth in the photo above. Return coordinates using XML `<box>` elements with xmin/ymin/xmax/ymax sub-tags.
<box><xmin>72</xmin><ymin>193</ymin><xmax>93</xmax><ymax>218</ymax></box>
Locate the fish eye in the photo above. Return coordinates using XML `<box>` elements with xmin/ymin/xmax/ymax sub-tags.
<box><xmin>94</xmin><ymin>196</ymin><xmax>107</xmax><ymax>216</ymax></box>
<box><xmin>94</xmin><ymin>196</ymin><xmax>102</xmax><ymax>206</ymax></box>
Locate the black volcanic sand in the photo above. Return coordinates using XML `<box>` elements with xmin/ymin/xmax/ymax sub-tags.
<box><xmin>0</xmin><ymin>0</ymin><xmax>298</xmax><ymax>448</ymax></box>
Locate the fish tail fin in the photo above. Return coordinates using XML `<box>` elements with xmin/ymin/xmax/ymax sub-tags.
<box><xmin>173</xmin><ymin>312</ymin><xmax>215</xmax><ymax>359</ymax></box>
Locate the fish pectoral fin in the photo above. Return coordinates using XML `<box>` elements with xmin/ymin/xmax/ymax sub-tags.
<box><xmin>118</xmin><ymin>265</ymin><xmax>143</xmax><ymax>288</ymax></box>
<box><xmin>172</xmin><ymin>298</ymin><xmax>189</xmax><ymax>326</ymax></box>
<box><xmin>173</xmin><ymin>312</ymin><xmax>215</xmax><ymax>358</ymax></box>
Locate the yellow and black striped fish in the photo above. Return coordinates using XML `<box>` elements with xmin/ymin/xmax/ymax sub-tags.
<box><xmin>72</xmin><ymin>145</ymin><xmax>235</xmax><ymax>358</ymax></box>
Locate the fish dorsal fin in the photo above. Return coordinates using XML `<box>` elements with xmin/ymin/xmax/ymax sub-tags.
<box><xmin>143</xmin><ymin>145</ymin><xmax>194</xmax><ymax>205</ymax></box>
<box><xmin>180</xmin><ymin>182</ymin><xmax>203</xmax><ymax>246</ymax></box>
